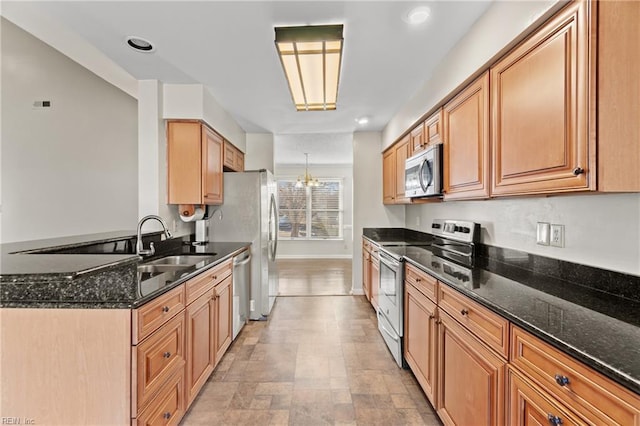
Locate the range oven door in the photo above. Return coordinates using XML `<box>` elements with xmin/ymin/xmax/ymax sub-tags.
<box><xmin>378</xmin><ymin>251</ymin><xmax>403</xmax><ymax>336</ymax></box>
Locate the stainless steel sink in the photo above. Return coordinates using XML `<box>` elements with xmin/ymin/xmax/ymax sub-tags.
<box><xmin>137</xmin><ymin>264</ymin><xmax>190</xmax><ymax>274</ymax></box>
<box><xmin>146</xmin><ymin>255</ymin><xmax>217</xmax><ymax>266</ymax></box>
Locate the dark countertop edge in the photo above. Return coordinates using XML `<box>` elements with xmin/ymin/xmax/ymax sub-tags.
<box><xmin>402</xmin><ymin>256</ymin><xmax>640</xmax><ymax>396</ymax></box>
<box><xmin>0</xmin><ymin>243</ymin><xmax>251</xmax><ymax>309</ymax></box>
<box><xmin>131</xmin><ymin>243</ymin><xmax>250</xmax><ymax>309</ymax></box>
<box><xmin>0</xmin><ymin>255</ymin><xmax>141</xmax><ymax>281</ymax></box>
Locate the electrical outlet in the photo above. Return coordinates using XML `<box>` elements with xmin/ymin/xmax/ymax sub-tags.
<box><xmin>550</xmin><ymin>224</ymin><xmax>564</xmax><ymax>247</ymax></box>
<box><xmin>536</xmin><ymin>222</ymin><xmax>550</xmax><ymax>246</ymax></box>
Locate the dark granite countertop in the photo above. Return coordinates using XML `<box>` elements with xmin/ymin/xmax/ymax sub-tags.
<box><xmin>363</xmin><ymin>228</ymin><xmax>640</xmax><ymax>396</ymax></box>
<box><xmin>0</xmin><ymin>231</ymin><xmax>250</xmax><ymax>309</ymax></box>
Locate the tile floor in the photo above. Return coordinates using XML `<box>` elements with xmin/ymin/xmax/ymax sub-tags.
<box><xmin>181</xmin><ymin>295</ymin><xmax>441</xmax><ymax>425</ymax></box>
<box><xmin>277</xmin><ymin>259</ymin><xmax>353</xmax><ymax>296</ymax></box>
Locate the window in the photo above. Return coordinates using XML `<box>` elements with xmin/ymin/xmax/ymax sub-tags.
<box><xmin>277</xmin><ymin>179</ymin><xmax>343</xmax><ymax>239</ymax></box>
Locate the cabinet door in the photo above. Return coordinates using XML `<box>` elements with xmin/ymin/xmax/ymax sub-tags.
<box><xmin>370</xmin><ymin>251</ymin><xmax>379</xmax><ymax>310</ymax></box>
<box><xmin>202</xmin><ymin>127</ymin><xmax>223</xmax><ymax>205</ymax></box>
<box><xmin>223</xmin><ymin>140</ymin><xmax>235</xmax><ymax>170</ymax></box>
<box><xmin>394</xmin><ymin>135</ymin><xmax>411</xmax><ymax>204</ymax></box>
<box><xmin>404</xmin><ymin>283</ymin><xmax>438</xmax><ymax>407</ymax></box>
<box><xmin>425</xmin><ymin>109</ymin><xmax>443</xmax><ymax>147</ymax></box>
<box><xmin>443</xmin><ymin>72</ymin><xmax>490</xmax><ymax>200</ymax></box>
<box><xmin>214</xmin><ymin>275</ymin><xmax>233</xmax><ymax>365</ymax></box>
<box><xmin>410</xmin><ymin>123</ymin><xmax>425</xmax><ymax>153</ymax></box>
<box><xmin>382</xmin><ymin>149</ymin><xmax>396</xmax><ymax>204</ymax></box>
<box><xmin>437</xmin><ymin>310</ymin><xmax>505</xmax><ymax>426</ymax></box>
<box><xmin>186</xmin><ymin>289</ymin><xmax>215</xmax><ymax>405</ymax></box>
<box><xmin>235</xmin><ymin>150</ymin><xmax>245</xmax><ymax>172</ymax></box>
<box><xmin>167</xmin><ymin>121</ymin><xmax>203</xmax><ymax>205</ymax></box>
<box><xmin>491</xmin><ymin>1</ymin><xmax>594</xmax><ymax>195</ymax></box>
<box><xmin>362</xmin><ymin>249</ymin><xmax>371</xmax><ymax>301</ymax></box>
<box><xmin>507</xmin><ymin>367</ymin><xmax>587</xmax><ymax>426</ymax></box>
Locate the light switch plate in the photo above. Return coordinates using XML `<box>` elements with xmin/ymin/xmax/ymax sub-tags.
<box><xmin>550</xmin><ymin>224</ymin><xmax>564</xmax><ymax>247</ymax></box>
<box><xmin>537</xmin><ymin>222</ymin><xmax>550</xmax><ymax>246</ymax></box>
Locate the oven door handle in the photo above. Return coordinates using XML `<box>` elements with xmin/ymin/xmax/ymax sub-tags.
<box><xmin>377</xmin><ymin>310</ymin><xmax>399</xmax><ymax>342</ymax></box>
<box><xmin>379</xmin><ymin>251</ymin><xmax>400</xmax><ymax>269</ymax></box>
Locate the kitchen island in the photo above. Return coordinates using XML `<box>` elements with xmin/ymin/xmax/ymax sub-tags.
<box><xmin>0</xmin><ymin>231</ymin><xmax>250</xmax><ymax>425</ymax></box>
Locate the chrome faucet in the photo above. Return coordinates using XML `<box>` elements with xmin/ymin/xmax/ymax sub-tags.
<box><xmin>136</xmin><ymin>215</ymin><xmax>172</xmax><ymax>256</ymax></box>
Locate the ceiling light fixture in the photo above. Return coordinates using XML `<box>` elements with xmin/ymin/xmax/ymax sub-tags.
<box><xmin>356</xmin><ymin>116</ymin><xmax>370</xmax><ymax>125</ymax></box>
<box><xmin>126</xmin><ymin>36</ymin><xmax>155</xmax><ymax>52</ymax></box>
<box><xmin>407</xmin><ymin>6</ymin><xmax>432</xmax><ymax>25</ymax></box>
<box><xmin>275</xmin><ymin>24</ymin><xmax>344</xmax><ymax>111</ymax></box>
<box><xmin>295</xmin><ymin>153</ymin><xmax>321</xmax><ymax>188</ymax></box>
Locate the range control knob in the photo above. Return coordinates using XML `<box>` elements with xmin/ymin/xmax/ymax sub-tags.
<box><xmin>432</xmin><ymin>223</ymin><xmax>441</xmax><ymax>229</ymax></box>
<box><xmin>462</xmin><ymin>227</ymin><xmax>471</xmax><ymax>234</ymax></box>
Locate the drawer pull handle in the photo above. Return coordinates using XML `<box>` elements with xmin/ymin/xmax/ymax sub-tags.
<box><xmin>162</xmin><ymin>306</ymin><xmax>170</xmax><ymax>313</ymax></box>
<box><xmin>547</xmin><ymin>414</ymin><xmax>562</xmax><ymax>425</ymax></box>
<box><xmin>163</xmin><ymin>412</ymin><xmax>172</xmax><ymax>420</ymax></box>
<box><xmin>212</xmin><ymin>275</ymin><xmax>218</xmax><ymax>280</ymax></box>
<box><xmin>163</xmin><ymin>352</ymin><xmax>171</xmax><ymax>359</ymax></box>
<box><xmin>554</xmin><ymin>374</ymin><xmax>570</xmax><ymax>386</ymax></box>
<box><xmin>428</xmin><ymin>314</ymin><xmax>435</xmax><ymax>319</ymax></box>
<box><xmin>460</xmin><ymin>309</ymin><xmax>469</xmax><ymax>316</ymax></box>
<box><xmin>415</xmin><ymin>278</ymin><xmax>422</xmax><ymax>282</ymax></box>
<box><xmin>572</xmin><ymin>167</ymin><xmax>584</xmax><ymax>176</ymax></box>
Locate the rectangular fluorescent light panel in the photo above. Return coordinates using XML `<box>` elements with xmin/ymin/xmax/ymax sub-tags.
<box><xmin>275</xmin><ymin>25</ymin><xmax>344</xmax><ymax>111</ymax></box>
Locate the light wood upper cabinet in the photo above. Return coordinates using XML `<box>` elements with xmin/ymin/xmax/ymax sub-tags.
<box><xmin>382</xmin><ymin>148</ymin><xmax>396</xmax><ymax>204</ymax></box>
<box><xmin>410</xmin><ymin>123</ymin><xmax>426</xmax><ymax>154</ymax></box>
<box><xmin>597</xmin><ymin>0</ymin><xmax>640</xmax><ymax>192</ymax></box>
<box><xmin>223</xmin><ymin>140</ymin><xmax>245</xmax><ymax>172</ymax></box>
<box><xmin>491</xmin><ymin>0</ymin><xmax>594</xmax><ymax>196</ymax></box>
<box><xmin>394</xmin><ymin>134</ymin><xmax>411</xmax><ymax>204</ymax></box>
<box><xmin>424</xmin><ymin>109</ymin><xmax>443</xmax><ymax>147</ymax></box>
<box><xmin>443</xmin><ymin>72</ymin><xmax>490</xmax><ymax>200</ymax></box>
<box><xmin>167</xmin><ymin>120</ymin><xmax>223</xmax><ymax>206</ymax></box>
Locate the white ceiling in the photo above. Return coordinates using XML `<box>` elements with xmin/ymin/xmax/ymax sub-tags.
<box><xmin>8</xmin><ymin>1</ymin><xmax>492</xmax><ymax>135</ymax></box>
<box><xmin>275</xmin><ymin>133</ymin><xmax>354</xmax><ymax>165</ymax></box>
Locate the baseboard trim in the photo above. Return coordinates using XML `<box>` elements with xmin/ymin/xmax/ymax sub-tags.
<box><xmin>350</xmin><ymin>287</ymin><xmax>365</xmax><ymax>295</ymax></box>
<box><xmin>276</xmin><ymin>255</ymin><xmax>353</xmax><ymax>260</ymax></box>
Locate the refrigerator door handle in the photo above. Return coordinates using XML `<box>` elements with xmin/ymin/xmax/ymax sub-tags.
<box><xmin>268</xmin><ymin>193</ymin><xmax>278</xmax><ymax>261</ymax></box>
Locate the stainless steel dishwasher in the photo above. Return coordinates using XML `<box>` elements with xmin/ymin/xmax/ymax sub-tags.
<box><xmin>232</xmin><ymin>250</ymin><xmax>251</xmax><ymax>340</ymax></box>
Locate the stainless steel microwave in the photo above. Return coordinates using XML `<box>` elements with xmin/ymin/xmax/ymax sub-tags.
<box><xmin>405</xmin><ymin>143</ymin><xmax>443</xmax><ymax>198</ymax></box>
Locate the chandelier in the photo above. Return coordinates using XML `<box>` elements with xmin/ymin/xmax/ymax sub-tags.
<box><xmin>295</xmin><ymin>153</ymin><xmax>320</xmax><ymax>188</ymax></box>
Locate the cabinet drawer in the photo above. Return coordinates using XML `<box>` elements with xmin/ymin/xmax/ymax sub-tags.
<box><xmin>185</xmin><ymin>271</ymin><xmax>215</xmax><ymax>305</ymax></box>
<box><xmin>510</xmin><ymin>325</ymin><xmax>640</xmax><ymax>426</ymax></box>
<box><xmin>438</xmin><ymin>284</ymin><xmax>509</xmax><ymax>358</ymax></box>
<box><xmin>405</xmin><ymin>263</ymin><xmax>437</xmax><ymax>303</ymax></box>
<box><xmin>133</xmin><ymin>285</ymin><xmax>185</xmax><ymax>344</ymax></box>
<box><xmin>370</xmin><ymin>243</ymin><xmax>380</xmax><ymax>265</ymax></box>
<box><xmin>133</xmin><ymin>312</ymin><xmax>186</xmax><ymax>413</ymax></box>
<box><xmin>363</xmin><ymin>238</ymin><xmax>371</xmax><ymax>253</ymax></box>
<box><xmin>507</xmin><ymin>366</ymin><xmax>588</xmax><ymax>426</ymax></box>
<box><xmin>134</xmin><ymin>368</ymin><xmax>185</xmax><ymax>426</ymax></box>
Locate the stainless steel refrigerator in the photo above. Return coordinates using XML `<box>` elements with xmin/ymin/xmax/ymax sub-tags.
<box><xmin>209</xmin><ymin>170</ymin><xmax>278</xmax><ymax>320</ymax></box>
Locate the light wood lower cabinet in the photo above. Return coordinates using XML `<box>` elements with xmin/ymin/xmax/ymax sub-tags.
<box><xmin>135</xmin><ymin>368</ymin><xmax>185</xmax><ymax>426</ymax></box>
<box><xmin>507</xmin><ymin>366</ymin><xmax>587</xmax><ymax>426</ymax></box>
<box><xmin>404</xmin><ymin>282</ymin><xmax>438</xmax><ymax>407</ymax></box>
<box><xmin>214</xmin><ymin>274</ymin><xmax>233</xmax><ymax>365</ymax></box>
<box><xmin>186</xmin><ymin>288</ymin><xmax>215</xmax><ymax>405</ymax></box>
<box><xmin>437</xmin><ymin>310</ymin><xmax>506</xmax><ymax>426</ymax></box>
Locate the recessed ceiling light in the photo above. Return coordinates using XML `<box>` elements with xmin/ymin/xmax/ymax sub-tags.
<box><xmin>126</xmin><ymin>36</ymin><xmax>155</xmax><ymax>53</ymax></box>
<box><xmin>355</xmin><ymin>117</ymin><xmax>369</xmax><ymax>125</ymax></box>
<box><xmin>406</xmin><ymin>6</ymin><xmax>432</xmax><ymax>25</ymax></box>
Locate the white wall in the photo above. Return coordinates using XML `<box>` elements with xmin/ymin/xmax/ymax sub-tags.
<box><xmin>245</xmin><ymin>133</ymin><xmax>274</xmax><ymax>173</ymax></box>
<box><xmin>274</xmin><ymin>164</ymin><xmax>353</xmax><ymax>259</ymax></box>
<box><xmin>163</xmin><ymin>84</ymin><xmax>246</xmax><ymax>152</ymax></box>
<box><xmin>406</xmin><ymin>194</ymin><xmax>640</xmax><ymax>276</ymax></box>
<box><xmin>383</xmin><ymin>0</ymin><xmax>560</xmax><ymax>149</ymax></box>
<box><xmin>1</xmin><ymin>18</ymin><xmax>138</xmax><ymax>243</ymax></box>
<box><xmin>352</xmin><ymin>132</ymin><xmax>405</xmax><ymax>294</ymax></box>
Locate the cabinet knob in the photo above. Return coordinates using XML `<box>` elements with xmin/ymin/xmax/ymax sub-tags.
<box><xmin>428</xmin><ymin>314</ymin><xmax>435</xmax><ymax>319</ymax></box>
<box><xmin>163</xmin><ymin>412</ymin><xmax>172</xmax><ymax>420</ymax></box>
<box><xmin>212</xmin><ymin>275</ymin><xmax>217</xmax><ymax>280</ymax></box>
<box><xmin>460</xmin><ymin>309</ymin><xmax>469</xmax><ymax>316</ymax></box>
<box><xmin>163</xmin><ymin>352</ymin><xmax>171</xmax><ymax>359</ymax></box>
<box><xmin>415</xmin><ymin>278</ymin><xmax>421</xmax><ymax>282</ymax></box>
<box><xmin>572</xmin><ymin>167</ymin><xmax>584</xmax><ymax>176</ymax></box>
<box><xmin>554</xmin><ymin>374</ymin><xmax>570</xmax><ymax>386</ymax></box>
<box><xmin>547</xmin><ymin>414</ymin><xmax>563</xmax><ymax>425</ymax></box>
<box><xmin>162</xmin><ymin>306</ymin><xmax>170</xmax><ymax>313</ymax></box>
